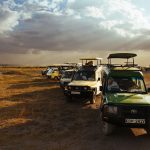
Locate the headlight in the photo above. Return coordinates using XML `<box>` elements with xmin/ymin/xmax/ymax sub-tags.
<box><xmin>67</xmin><ymin>86</ymin><xmax>71</xmax><ymax>90</ymax></box>
<box><xmin>104</xmin><ymin>105</ymin><xmax>118</xmax><ymax>114</ymax></box>
<box><xmin>64</xmin><ymin>86</ymin><xmax>68</xmax><ymax>90</ymax></box>
<box><xmin>83</xmin><ymin>87</ymin><xmax>88</xmax><ymax>90</ymax></box>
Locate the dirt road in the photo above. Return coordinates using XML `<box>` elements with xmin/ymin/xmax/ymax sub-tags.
<box><xmin>0</xmin><ymin>67</ymin><xmax>150</xmax><ymax>150</ymax></box>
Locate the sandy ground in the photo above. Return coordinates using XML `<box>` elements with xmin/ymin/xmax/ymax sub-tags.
<box><xmin>0</xmin><ymin>67</ymin><xmax>150</xmax><ymax>150</ymax></box>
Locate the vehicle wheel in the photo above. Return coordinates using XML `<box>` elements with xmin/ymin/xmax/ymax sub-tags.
<box><xmin>66</xmin><ymin>95</ymin><xmax>72</xmax><ymax>102</ymax></box>
<box><xmin>100</xmin><ymin>111</ymin><xmax>114</xmax><ymax>135</ymax></box>
<box><xmin>145</xmin><ymin>127</ymin><xmax>150</xmax><ymax>134</ymax></box>
<box><xmin>47</xmin><ymin>76</ymin><xmax>51</xmax><ymax>79</ymax></box>
<box><xmin>145</xmin><ymin>119</ymin><xmax>150</xmax><ymax>134</ymax></box>
<box><xmin>54</xmin><ymin>76</ymin><xmax>59</xmax><ymax>80</ymax></box>
<box><xmin>102</xmin><ymin>121</ymin><xmax>115</xmax><ymax>135</ymax></box>
<box><xmin>90</xmin><ymin>93</ymin><xmax>96</xmax><ymax>104</ymax></box>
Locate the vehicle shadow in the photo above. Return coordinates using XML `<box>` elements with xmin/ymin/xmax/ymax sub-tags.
<box><xmin>0</xmin><ymin>85</ymin><xmax>150</xmax><ymax>149</ymax></box>
<box><xmin>7</xmin><ymin>78</ymin><xmax>59</xmax><ymax>90</ymax></box>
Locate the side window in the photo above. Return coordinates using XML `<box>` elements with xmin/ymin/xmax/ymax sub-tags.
<box><xmin>101</xmin><ymin>73</ymin><xmax>106</xmax><ymax>86</ymax></box>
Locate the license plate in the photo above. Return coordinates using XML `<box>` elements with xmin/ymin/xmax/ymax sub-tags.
<box><xmin>71</xmin><ymin>91</ymin><xmax>80</xmax><ymax>94</ymax></box>
<box><xmin>125</xmin><ymin>119</ymin><xmax>145</xmax><ymax>124</ymax></box>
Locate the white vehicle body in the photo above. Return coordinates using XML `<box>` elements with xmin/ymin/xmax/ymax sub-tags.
<box><xmin>65</xmin><ymin>58</ymin><xmax>103</xmax><ymax>104</ymax></box>
<box><xmin>60</xmin><ymin>70</ymin><xmax>75</xmax><ymax>89</ymax></box>
<box><xmin>68</xmin><ymin>66</ymin><xmax>103</xmax><ymax>95</ymax></box>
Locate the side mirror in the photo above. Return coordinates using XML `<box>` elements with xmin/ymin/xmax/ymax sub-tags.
<box><xmin>100</xmin><ymin>86</ymin><xmax>103</xmax><ymax>91</ymax></box>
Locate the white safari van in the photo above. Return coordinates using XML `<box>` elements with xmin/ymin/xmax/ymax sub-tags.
<box><xmin>64</xmin><ymin>58</ymin><xmax>103</xmax><ymax>104</ymax></box>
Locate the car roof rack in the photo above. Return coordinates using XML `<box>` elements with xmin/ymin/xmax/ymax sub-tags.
<box><xmin>107</xmin><ymin>53</ymin><xmax>137</xmax><ymax>67</ymax></box>
<box><xmin>80</xmin><ymin>57</ymin><xmax>102</xmax><ymax>67</ymax></box>
<box><xmin>107</xmin><ymin>53</ymin><xmax>137</xmax><ymax>59</ymax></box>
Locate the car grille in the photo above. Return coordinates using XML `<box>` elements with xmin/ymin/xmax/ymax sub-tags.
<box><xmin>119</xmin><ymin>105</ymin><xmax>150</xmax><ymax>117</ymax></box>
<box><xmin>64</xmin><ymin>82</ymin><xmax>69</xmax><ymax>86</ymax></box>
<box><xmin>71</xmin><ymin>86</ymin><xmax>89</xmax><ymax>91</ymax></box>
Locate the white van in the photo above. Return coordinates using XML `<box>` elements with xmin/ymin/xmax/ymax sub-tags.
<box><xmin>65</xmin><ymin>58</ymin><xmax>103</xmax><ymax>104</ymax></box>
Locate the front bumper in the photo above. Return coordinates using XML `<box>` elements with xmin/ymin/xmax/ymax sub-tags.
<box><xmin>101</xmin><ymin>105</ymin><xmax>150</xmax><ymax>127</ymax></box>
<box><xmin>65</xmin><ymin>88</ymin><xmax>94</xmax><ymax>98</ymax></box>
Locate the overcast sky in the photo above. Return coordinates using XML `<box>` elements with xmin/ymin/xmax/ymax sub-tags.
<box><xmin>0</xmin><ymin>0</ymin><xmax>150</xmax><ymax>66</ymax></box>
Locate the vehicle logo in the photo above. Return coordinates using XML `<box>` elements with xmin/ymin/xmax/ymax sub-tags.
<box><xmin>131</xmin><ymin>109</ymin><xmax>138</xmax><ymax>114</ymax></box>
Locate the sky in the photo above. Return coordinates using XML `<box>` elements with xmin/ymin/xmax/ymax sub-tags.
<box><xmin>0</xmin><ymin>0</ymin><xmax>150</xmax><ymax>66</ymax></box>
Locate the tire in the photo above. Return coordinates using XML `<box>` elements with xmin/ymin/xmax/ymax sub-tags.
<box><xmin>102</xmin><ymin>121</ymin><xmax>115</xmax><ymax>136</ymax></box>
<box><xmin>100</xmin><ymin>111</ymin><xmax>115</xmax><ymax>135</ymax></box>
<box><xmin>90</xmin><ymin>92</ymin><xmax>96</xmax><ymax>104</ymax></box>
<box><xmin>54</xmin><ymin>76</ymin><xmax>59</xmax><ymax>80</ymax></box>
<box><xmin>47</xmin><ymin>76</ymin><xmax>51</xmax><ymax>79</ymax></box>
<box><xmin>145</xmin><ymin>127</ymin><xmax>150</xmax><ymax>134</ymax></box>
<box><xmin>145</xmin><ymin>119</ymin><xmax>150</xmax><ymax>134</ymax></box>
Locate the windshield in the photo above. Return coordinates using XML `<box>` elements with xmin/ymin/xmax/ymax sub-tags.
<box><xmin>62</xmin><ymin>71</ymin><xmax>74</xmax><ymax>79</ymax></box>
<box><xmin>73</xmin><ymin>70</ymin><xmax>95</xmax><ymax>81</ymax></box>
<box><xmin>107</xmin><ymin>77</ymin><xmax>146</xmax><ymax>93</ymax></box>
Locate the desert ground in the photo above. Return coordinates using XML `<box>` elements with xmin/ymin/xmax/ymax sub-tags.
<box><xmin>0</xmin><ymin>67</ymin><xmax>150</xmax><ymax>150</ymax></box>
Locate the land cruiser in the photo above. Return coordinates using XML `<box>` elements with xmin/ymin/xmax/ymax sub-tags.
<box><xmin>44</xmin><ymin>64</ymin><xmax>77</xmax><ymax>79</ymax></box>
<box><xmin>100</xmin><ymin>53</ymin><xmax>150</xmax><ymax>135</ymax></box>
<box><xmin>60</xmin><ymin>69</ymin><xmax>76</xmax><ymax>89</ymax></box>
<box><xmin>65</xmin><ymin>58</ymin><xmax>103</xmax><ymax>104</ymax></box>
<box><xmin>44</xmin><ymin>67</ymin><xmax>60</xmax><ymax>80</ymax></box>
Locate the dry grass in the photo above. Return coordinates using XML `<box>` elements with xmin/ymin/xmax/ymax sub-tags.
<box><xmin>144</xmin><ymin>73</ymin><xmax>150</xmax><ymax>86</ymax></box>
<box><xmin>0</xmin><ymin>67</ymin><xmax>101</xmax><ymax>150</ymax></box>
<box><xmin>0</xmin><ymin>67</ymin><xmax>150</xmax><ymax>150</ymax></box>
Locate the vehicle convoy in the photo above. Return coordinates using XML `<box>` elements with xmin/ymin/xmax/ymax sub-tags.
<box><xmin>99</xmin><ymin>53</ymin><xmax>150</xmax><ymax>135</ymax></box>
<box><xmin>42</xmin><ymin>64</ymin><xmax>77</xmax><ymax>80</ymax></box>
<box><xmin>65</xmin><ymin>58</ymin><xmax>103</xmax><ymax>104</ymax></box>
<box><xmin>59</xmin><ymin>69</ymin><xmax>76</xmax><ymax>89</ymax></box>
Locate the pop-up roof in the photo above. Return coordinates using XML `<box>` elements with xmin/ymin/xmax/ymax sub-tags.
<box><xmin>107</xmin><ymin>53</ymin><xmax>137</xmax><ymax>67</ymax></box>
<box><xmin>107</xmin><ymin>53</ymin><xmax>137</xmax><ymax>59</ymax></box>
<box><xmin>80</xmin><ymin>58</ymin><xmax>102</xmax><ymax>67</ymax></box>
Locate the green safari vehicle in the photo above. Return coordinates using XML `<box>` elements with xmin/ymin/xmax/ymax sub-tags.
<box><xmin>100</xmin><ymin>53</ymin><xmax>150</xmax><ymax>135</ymax></box>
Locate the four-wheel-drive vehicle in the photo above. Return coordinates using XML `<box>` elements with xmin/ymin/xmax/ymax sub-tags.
<box><xmin>41</xmin><ymin>66</ymin><xmax>53</xmax><ymax>76</ymax></box>
<box><xmin>100</xmin><ymin>53</ymin><xmax>150</xmax><ymax>135</ymax></box>
<box><xmin>46</xmin><ymin>68</ymin><xmax>58</xmax><ymax>79</ymax></box>
<box><xmin>41</xmin><ymin>66</ymin><xmax>58</xmax><ymax>77</ymax></box>
<box><xmin>49</xmin><ymin>69</ymin><xmax>61</xmax><ymax>80</ymax></box>
<box><xmin>59</xmin><ymin>69</ymin><xmax>76</xmax><ymax>89</ymax></box>
<box><xmin>65</xmin><ymin>58</ymin><xmax>103</xmax><ymax>104</ymax></box>
<box><xmin>42</xmin><ymin>64</ymin><xmax>77</xmax><ymax>79</ymax></box>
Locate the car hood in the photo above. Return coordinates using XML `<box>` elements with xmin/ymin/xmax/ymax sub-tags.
<box><xmin>60</xmin><ymin>78</ymin><xmax>71</xmax><ymax>82</ymax></box>
<box><xmin>106</xmin><ymin>93</ymin><xmax>150</xmax><ymax>105</ymax></box>
<box><xmin>69</xmin><ymin>81</ymin><xmax>97</xmax><ymax>87</ymax></box>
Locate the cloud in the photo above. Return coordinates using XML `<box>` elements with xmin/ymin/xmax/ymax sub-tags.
<box><xmin>0</xmin><ymin>3</ymin><xmax>20</xmax><ymax>34</ymax></box>
<box><xmin>0</xmin><ymin>0</ymin><xmax>150</xmax><ymax>66</ymax></box>
<box><xmin>85</xmin><ymin>6</ymin><xmax>105</xmax><ymax>19</ymax></box>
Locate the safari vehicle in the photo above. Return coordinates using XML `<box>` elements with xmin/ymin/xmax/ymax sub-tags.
<box><xmin>44</xmin><ymin>63</ymin><xmax>77</xmax><ymax>79</ymax></box>
<box><xmin>100</xmin><ymin>53</ymin><xmax>150</xmax><ymax>135</ymax></box>
<box><xmin>60</xmin><ymin>69</ymin><xmax>75</xmax><ymax>89</ymax></box>
<box><xmin>65</xmin><ymin>58</ymin><xmax>103</xmax><ymax>104</ymax></box>
<box><xmin>48</xmin><ymin>69</ymin><xmax>61</xmax><ymax>80</ymax></box>
<box><xmin>41</xmin><ymin>66</ymin><xmax>55</xmax><ymax>76</ymax></box>
<box><xmin>46</xmin><ymin>68</ymin><xmax>58</xmax><ymax>79</ymax></box>
<box><xmin>51</xmin><ymin>70</ymin><xmax>61</xmax><ymax>80</ymax></box>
